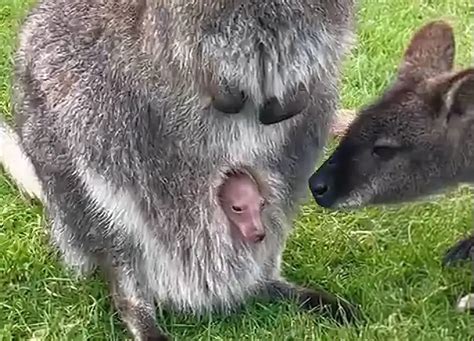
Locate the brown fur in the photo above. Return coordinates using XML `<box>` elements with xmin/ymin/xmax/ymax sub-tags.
<box><xmin>309</xmin><ymin>19</ymin><xmax>474</xmax><ymax>313</ymax></box>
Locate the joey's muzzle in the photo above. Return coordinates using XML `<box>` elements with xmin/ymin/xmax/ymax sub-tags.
<box><xmin>241</xmin><ymin>222</ymin><xmax>266</xmax><ymax>243</ymax></box>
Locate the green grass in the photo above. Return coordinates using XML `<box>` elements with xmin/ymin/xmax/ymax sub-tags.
<box><xmin>0</xmin><ymin>0</ymin><xmax>473</xmax><ymax>340</ymax></box>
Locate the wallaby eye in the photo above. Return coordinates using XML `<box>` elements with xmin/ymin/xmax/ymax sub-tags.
<box><xmin>259</xmin><ymin>199</ymin><xmax>266</xmax><ymax>208</ymax></box>
<box><xmin>231</xmin><ymin>205</ymin><xmax>243</xmax><ymax>213</ymax></box>
<box><xmin>372</xmin><ymin>138</ymin><xmax>402</xmax><ymax>161</ymax></box>
<box><xmin>372</xmin><ymin>145</ymin><xmax>398</xmax><ymax>160</ymax></box>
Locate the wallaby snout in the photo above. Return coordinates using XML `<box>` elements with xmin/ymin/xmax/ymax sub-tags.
<box><xmin>309</xmin><ymin>156</ymin><xmax>339</xmax><ymax>208</ymax></box>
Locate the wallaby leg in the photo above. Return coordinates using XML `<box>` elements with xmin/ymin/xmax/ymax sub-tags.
<box><xmin>45</xmin><ymin>170</ymin><xmax>168</xmax><ymax>339</ymax></box>
<box><xmin>442</xmin><ymin>234</ymin><xmax>474</xmax><ymax>266</ymax></box>
<box><xmin>106</xmin><ymin>263</ymin><xmax>169</xmax><ymax>341</ymax></box>
<box><xmin>261</xmin><ymin>279</ymin><xmax>360</xmax><ymax>323</ymax></box>
<box><xmin>454</xmin><ymin>246</ymin><xmax>474</xmax><ymax>313</ymax></box>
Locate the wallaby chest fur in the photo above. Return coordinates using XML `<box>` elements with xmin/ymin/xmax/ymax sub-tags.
<box><xmin>11</xmin><ymin>0</ymin><xmax>355</xmax><ymax>327</ymax></box>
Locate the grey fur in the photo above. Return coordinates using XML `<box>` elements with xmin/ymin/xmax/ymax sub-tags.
<box><xmin>4</xmin><ymin>0</ymin><xmax>357</xmax><ymax>339</ymax></box>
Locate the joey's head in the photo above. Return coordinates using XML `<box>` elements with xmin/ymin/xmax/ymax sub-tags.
<box><xmin>218</xmin><ymin>171</ymin><xmax>266</xmax><ymax>243</ymax></box>
<box><xmin>309</xmin><ymin>20</ymin><xmax>474</xmax><ymax>209</ymax></box>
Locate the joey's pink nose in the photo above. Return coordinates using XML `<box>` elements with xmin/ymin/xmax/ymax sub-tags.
<box><xmin>253</xmin><ymin>231</ymin><xmax>265</xmax><ymax>243</ymax></box>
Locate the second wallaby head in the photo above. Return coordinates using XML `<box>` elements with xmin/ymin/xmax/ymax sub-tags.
<box><xmin>309</xmin><ymin>20</ymin><xmax>474</xmax><ymax>209</ymax></box>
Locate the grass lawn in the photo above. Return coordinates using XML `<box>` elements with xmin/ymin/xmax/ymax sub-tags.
<box><xmin>0</xmin><ymin>0</ymin><xmax>473</xmax><ymax>340</ymax></box>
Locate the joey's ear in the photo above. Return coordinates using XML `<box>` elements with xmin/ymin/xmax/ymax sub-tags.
<box><xmin>397</xmin><ymin>20</ymin><xmax>455</xmax><ymax>83</ymax></box>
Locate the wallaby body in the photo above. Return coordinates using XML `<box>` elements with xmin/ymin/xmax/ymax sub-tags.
<box><xmin>2</xmin><ymin>0</ymin><xmax>356</xmax><ymax>338</ymax></box>
<box><xmin>308</xmin><ymin>20</ymin><xmax>474</xmax><ymax>313</ymax></box>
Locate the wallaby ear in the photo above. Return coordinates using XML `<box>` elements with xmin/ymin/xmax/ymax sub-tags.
<box><xmin>397</xmin><ymin>20</ymin><xmax>455</xmax><ymax>83</ymax></box>
<box><xmin>445</xmin><ymin>69</ymin><xmax>474</xmax><ymax>118</ymax></box>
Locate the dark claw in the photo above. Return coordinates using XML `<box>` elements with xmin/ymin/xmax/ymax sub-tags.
<box><xmin>442</xmin><ymin>235</ymin><xmax>474</xmax><ymax>267</ymax></box>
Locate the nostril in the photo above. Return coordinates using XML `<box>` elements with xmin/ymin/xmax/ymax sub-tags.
<box><xmin>254</xmin><ymin>233</ymin><xmax>265</xmax><ymax>243</ymax></box>
<box><xmin>313</xmin><ymin>183</ymin><xmax>329</xmax><ymax>196</ymax></box>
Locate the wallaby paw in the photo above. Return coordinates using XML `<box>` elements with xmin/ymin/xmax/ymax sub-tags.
<box><xmin>259</xmin><ymin>83</ymin><xmax>308</xmax><ymax>125</ymax></box>
<box><xmin>145</xmin><ymin>335</ymin><xmax>170</xmax><ymax>341</ymax></box>
<box><xmin>456</xmin><ymin>294</ymin><xmax>474</xmax><ymax>313</ymax></box>
<box><xmin>298</xmin><ymin>287</ymin><xmax>362</xmax><ymax>324</ymax></box>
<box><xmin>325</xmin><ymin>299</ymin><xmax>362</xmax><ymax>324</ymax></box>
<box><xmin>442</xmin><ymin>236</ymin><xmax>474</xmax><ymax>266</ymax></box>
<box><xmin>124</xmin><ymin>320</ymin><xmax>170</xmax><ymax>341</ymax></box>
<box><xmin>134</xmin><ymin>334</ymin><xmax>170</xmax><ymax>341</ymax></box>
<box><xmin>211</xmin><ymin>85</ymin><xmax>246</xmax><ymax>114</ymax></box>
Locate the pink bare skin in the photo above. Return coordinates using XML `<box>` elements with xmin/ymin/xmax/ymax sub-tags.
<box><xmin>218</xmin><ymin>172</ymin><xmax>266</xmax><ymax>243</ymax></box>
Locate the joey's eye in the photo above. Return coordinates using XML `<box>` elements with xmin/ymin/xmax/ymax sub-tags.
<box><xmin>259</xmin><ymin>200</ymin><xmax>266</xmax><ymax>208</ymax></box>
<box><xmin>372</xmin><ymin>145</ymin><xmax>399</xmax><ymax>160</ymax></box>
<box><xmin>231</xmin><ymin>205</ymin><xmax>243</xmax><ymax>213</ymax></box>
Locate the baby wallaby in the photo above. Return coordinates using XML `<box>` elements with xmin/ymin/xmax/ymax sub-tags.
<box><xmin>218</xmin><ymin>170</ymin><xmax>266</xmax><ymax>243</ymax></box>
<box><xmin>308</xmin><ymin>20</ymin><xmax>474</xmax><ymax>312</ymax></box>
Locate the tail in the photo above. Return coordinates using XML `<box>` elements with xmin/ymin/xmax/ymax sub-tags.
<box><xmin>0</xmin><ymin>119</ymin><xmax>44</xmax><ymax>201</ymax></box>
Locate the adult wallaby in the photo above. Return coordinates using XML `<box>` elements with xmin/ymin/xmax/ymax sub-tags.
<box><xmin>308</xmin><ymin>20</ymin><xmax>474</xmax><ymax>312</ymax></box>
<box><xmin>0</xmin><ymin>0</ymin><xmax>358</xmax><ymax>339</ymax></box>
